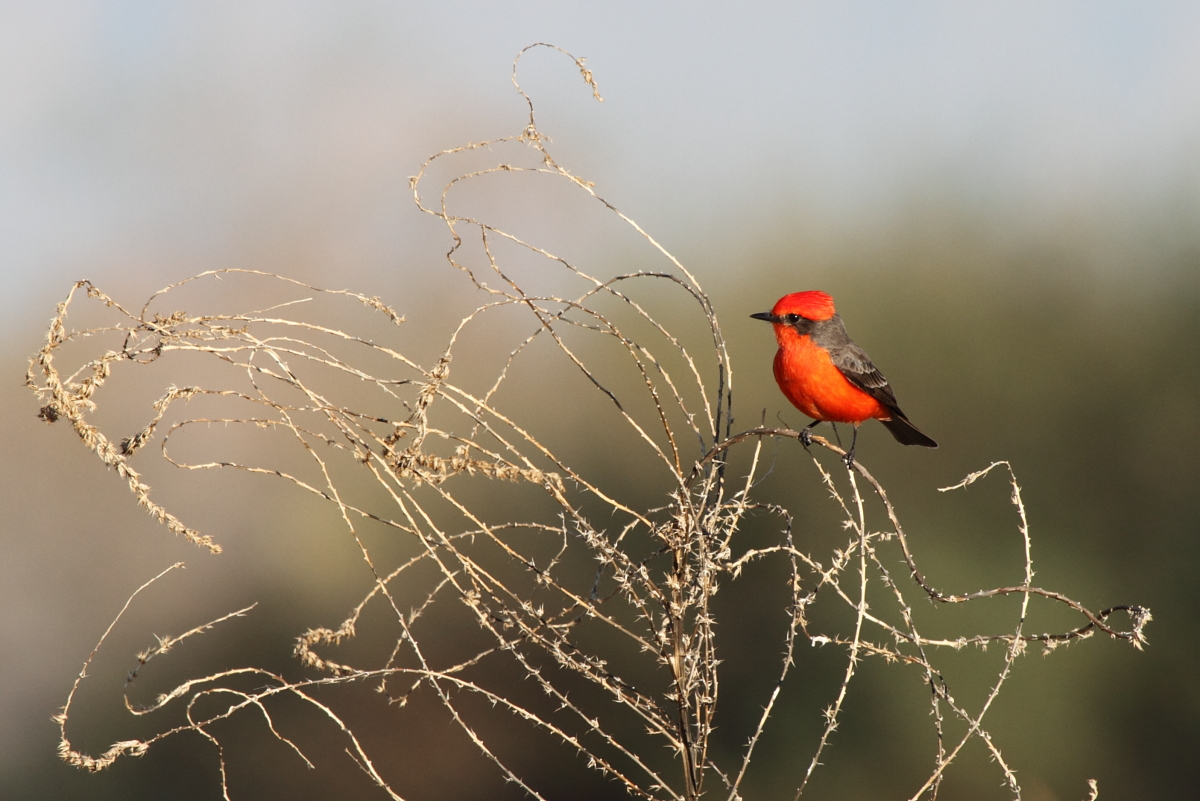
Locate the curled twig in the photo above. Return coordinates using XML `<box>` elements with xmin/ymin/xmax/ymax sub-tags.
<box><xmin>32</xmin><ymin>46</ymin><xmax>1147</xmax><ymax>801</ymax></box>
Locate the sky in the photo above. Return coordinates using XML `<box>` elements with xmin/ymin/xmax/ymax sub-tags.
<box><xmin>3</xmin><ymin>2</ymin><xmax>1199</xmax><ymax>334</ymax></box>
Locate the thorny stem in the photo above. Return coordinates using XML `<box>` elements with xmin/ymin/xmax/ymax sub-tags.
<box><xmin>32</xmin><ymin>273</ymin><xmax>1150</xmax><ymax>801</ymax></box>
<box><xmin>30</xmin><ymin>44</ymin><xmax>1148</xmax><ymax>801</ymax></box>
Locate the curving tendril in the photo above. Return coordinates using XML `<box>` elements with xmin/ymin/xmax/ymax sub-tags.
<box><xmin>29</xmin><ymin>45</ymin><xmax>1146</xmax><ymax>801</ymax></box>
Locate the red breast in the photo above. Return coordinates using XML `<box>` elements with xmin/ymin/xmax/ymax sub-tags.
<box><xmin>772</xmin><ymin>335</ymin><xmax>889</xmax><ymax>424</ymax></box>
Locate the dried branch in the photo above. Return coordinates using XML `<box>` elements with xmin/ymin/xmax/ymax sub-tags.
<box><xmin>30</xmin><ymin>44</ymin><xmax>1147</xmax><ymax>801</ymax></box>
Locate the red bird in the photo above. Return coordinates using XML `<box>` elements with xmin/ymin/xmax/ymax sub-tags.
<box><xmin>751</xmin><ymin>291</ymin><xmax>936</xmax><ymax>466</ymax></box>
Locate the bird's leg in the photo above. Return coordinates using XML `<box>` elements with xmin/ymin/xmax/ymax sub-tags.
<box><xmin>799</xmin><ymin>419</ymin><xmax>821</xmax><ymax>447</ymax></box>
<box><xmin>842</xmin><ymin>424</ymin><xmax>860</xmax><ymax>469</ymax></box>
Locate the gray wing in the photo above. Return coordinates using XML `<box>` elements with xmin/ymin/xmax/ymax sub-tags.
<box><xmin>814</xmin><ymin>315</ymin><xmax>902</xmax><ymax>413</ymax></box>
<box><xmin>830</xmin><ymin>341</ymin><xmax>902</xmax><ymax>412</ymax></box>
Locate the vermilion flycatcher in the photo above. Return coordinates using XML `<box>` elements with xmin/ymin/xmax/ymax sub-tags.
<box><xmin>752</xmin><ymin>291</ymin><xmax>937</xmax><ymax>466</ymax></box>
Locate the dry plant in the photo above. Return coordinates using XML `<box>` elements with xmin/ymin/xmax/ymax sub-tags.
<box><xmin>27</xmin><ymin>45</ymin><xmax>1149</xmax><ymax>801</ymax></box>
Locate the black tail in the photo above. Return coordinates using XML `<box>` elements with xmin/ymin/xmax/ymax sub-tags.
<box><xmin>881</xmin><ymin>414</ymin><xmax>938</xmax><ymax>448</ymax></box>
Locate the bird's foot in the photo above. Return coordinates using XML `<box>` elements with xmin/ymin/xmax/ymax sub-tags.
<box><xmin>800</xmin><ymin>421</ymin><xmax>820</xmax><ymax>447</ymax></box>
<box><xmin>842</xmin><ymin>450</ymin><xmax>856</xmax><ymax>470</ymax></box>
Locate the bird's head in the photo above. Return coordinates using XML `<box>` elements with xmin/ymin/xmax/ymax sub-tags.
<box><xmin>750</xmin><ymin>291</ymin><xmax>837</xmax><ymax>332</ymax></box>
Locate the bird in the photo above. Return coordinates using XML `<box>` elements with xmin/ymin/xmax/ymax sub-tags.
<box><xmin>751</xmin><ymin>290</ymin><xmax>936</xmax><ymax>467</ymax></box>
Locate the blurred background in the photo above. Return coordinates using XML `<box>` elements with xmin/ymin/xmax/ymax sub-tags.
<box><xmin>3</xmin><ymin>2</ymin><xmax>1198</xmax><ymax>799</ymax></box>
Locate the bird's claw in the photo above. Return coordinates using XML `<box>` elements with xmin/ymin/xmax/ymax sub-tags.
<box><xmin>842</xmin><ymin>451</ymin><xmax>856</xmax><ymax>470</ymax></box>
<box><xmin>799</xmin><ymin>428</ymin><xmax>813</xmax><ymax>447</ymax></box>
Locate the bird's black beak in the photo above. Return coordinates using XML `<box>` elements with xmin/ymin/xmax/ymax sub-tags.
<box><xmin>750</xmin><ymin>312</ymin><xmax>776</xmax><ymax>323</ymax></box>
